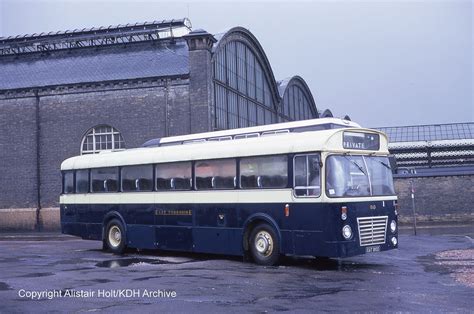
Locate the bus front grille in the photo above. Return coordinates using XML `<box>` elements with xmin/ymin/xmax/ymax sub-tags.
<box><xmin>357</xmin><ymin>216</ymin><xmax>388</xmax><ymax>246</ymax></box>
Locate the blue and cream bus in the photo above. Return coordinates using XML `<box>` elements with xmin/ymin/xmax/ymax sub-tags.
<box><xmin>60</xmin><ymin>118</ymin><xmax>398</xmax><ymax>265</ymax></box>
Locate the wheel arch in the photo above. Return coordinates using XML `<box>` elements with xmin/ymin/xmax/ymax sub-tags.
<box><xmin>242</xmin><ymin>213</ymin><xmax>282</xmax><ymax>253</ymax></box>
<box><xmin>102</xmin><ymin>211</ymin><xmax>127</xmax><ymax>241</ymax></box>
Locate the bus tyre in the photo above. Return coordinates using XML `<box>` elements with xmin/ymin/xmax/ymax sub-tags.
<box><xmin>105</xmin><ymin>219</ymin><xmax>127</xmax><ymax>254</ymax></box>
<box><xmin>250</xmin><ymin>223</ymin><xmax>280</xmax><ymax>266</ymax></box>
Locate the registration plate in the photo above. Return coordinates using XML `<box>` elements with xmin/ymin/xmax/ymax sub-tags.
<box><xmin>365</xmin><ymin>245</ymin><xmax>381</xmax><ymax>253</ymax></box>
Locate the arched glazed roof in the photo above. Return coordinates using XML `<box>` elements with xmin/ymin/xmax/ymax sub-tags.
<box><xmin>320</xmin><ymin>109</ymin><xmax>334</xmax><ymax>118</ymax></box>
<box><xmin>212</xmin><ymin>27</ymin><xmax>281</xmax><ymax>105</ymax></box>
<box><xmin>278</xmin><ymin>76</ymin><xmax>318</xmax><ymax>118</ymax></box>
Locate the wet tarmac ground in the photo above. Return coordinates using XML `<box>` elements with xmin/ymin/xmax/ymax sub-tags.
<box><xmin>0</xmin><ymin>226</ymin><xmax>473</xmax><ymax>313</ymax></box>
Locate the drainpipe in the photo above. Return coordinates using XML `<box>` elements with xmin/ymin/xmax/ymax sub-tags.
<box><xmin>34</xmin><ymin>90</ymin><xmax>42</xmax><ymax>231</ymax></box>
<box><xmin>164</xmin><ymin>80</ymin><xmax>169</xmax><ymax>137</ymax></box>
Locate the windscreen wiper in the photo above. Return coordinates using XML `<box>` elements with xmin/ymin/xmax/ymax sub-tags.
<box><xmin>378</xmin><ymin>160</ymin><xmax>392</xmax><ymax>170</ymax></box>
<box><xmin>343</xmin><ymin>155</ymin><xmax>366</xmax><ymax>175</ymax></box>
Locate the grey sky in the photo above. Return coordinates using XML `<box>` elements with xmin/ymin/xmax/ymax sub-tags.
<box><xmin>1</xmin><ymin>0</ymin><xmax>472</xmax><ymax>127</ymax></box>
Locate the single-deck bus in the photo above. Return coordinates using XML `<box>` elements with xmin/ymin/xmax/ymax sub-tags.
<box><xmin>60</xmin><ymin>118</ymin><xmax>398</xmax><ymax>265</ymax></box>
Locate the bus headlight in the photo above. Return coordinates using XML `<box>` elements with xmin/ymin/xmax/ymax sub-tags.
<box><xmin>390</xmin><ymin>220</ymin><xmax>397</xmax><ymax>233</ymax></box>
<box><xmin>342</xmin><ymin>225</ymin><xmax>352</xmax><ymax>240</ymax></box>
<box><xmin>391</xmin><ymin>237</ymin><xmax>398</xmax><ymax>246</ymax></box>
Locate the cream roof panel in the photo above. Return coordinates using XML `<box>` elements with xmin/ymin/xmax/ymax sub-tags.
<box><xmin>61</xmin><ymin>128</ymin><xmax>389</xmax><ymax>170</ymax></box>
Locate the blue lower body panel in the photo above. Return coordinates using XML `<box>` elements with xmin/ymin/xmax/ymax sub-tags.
<box><xmin>60</xmin><ymin>201</ymin><xmax>398</xmax><ymax>258</ymax></box>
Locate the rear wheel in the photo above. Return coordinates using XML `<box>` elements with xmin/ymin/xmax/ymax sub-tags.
<box><xmin>249</xmin><ymin>223</ymin><xmax>280</xmax><ymax>266</ymax></box>
<box><xmin>105</xmin><ymin>219</ymin><xmax>127</xmax><ymax>254</ymax></box>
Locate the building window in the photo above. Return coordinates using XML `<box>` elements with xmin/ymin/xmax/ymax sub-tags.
<box><xmin>213</xmin><ymin>41</ymin><xmax>277</xmax><ymax>130</ymax></box>
<box><xmin>281</xmin><ymin>84</ymin><xmax>316</xmax><ymax>122</ymax></box>
<box><xmin>81</xmin><ymin>125</ymin><xmax>125</xmax><ymax>155</ymax></box>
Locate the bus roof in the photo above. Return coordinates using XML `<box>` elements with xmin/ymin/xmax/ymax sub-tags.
<box><xmin>142</xmin><ymin>117</ymin><xmax>360</xmax><ymax>147</ymax></box>
<box><xmin>61</xmin><ymin>127</ymin><xmax>389</xmax><ymax>170</ymax></box>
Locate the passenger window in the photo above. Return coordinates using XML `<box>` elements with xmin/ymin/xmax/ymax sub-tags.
<box><xmin>90</xmin><ymin>167</ymin><xmax>118</xmax><ymax>192</ymax></box>
<box><xmin>75</xmin><ymin>169</ymin><xmax>89</xmax><ymax>194</ymax></box>
<box><xmin>121</xmin><ymin>165</ymin><xmax>153</xmax><ymax>192</ymax></box>
<box><xmin>234</xmin><ymin>133</ymin><xmax>259</xmax><ymax>140</ymax></box>
<box><xmin>294</xmin><ymin>154</ymin><xmax>321</xmax><ymax>197</ymax></box>
<box><xmin>63</xmin><ymin>171</ymin><xmax>74</xmax><ymax>194</ymax></box>
<box><xmin>195</xmin><ymin>159</ymin><xmax>236</xmax><ymax>190</ymax></box>
<box><xmin>240</xmin><ymin>155</ymin><xmax>288</xmax><ymax>189</ymax></box>
<box><xmin>156</xmin><ymin>162</ymin><xmax>192</xmax><ymax>191</ymax></box>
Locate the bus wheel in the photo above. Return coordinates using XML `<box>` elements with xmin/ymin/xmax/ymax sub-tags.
<box><xmin>105</xmin><ymin>219</ymin><xmax>127</xmax><ymax>254</ymax></box>
<box><xmin>250</xmin><ymin>223</ymin><xmax>280</xmax><ymax>266</ymax></box>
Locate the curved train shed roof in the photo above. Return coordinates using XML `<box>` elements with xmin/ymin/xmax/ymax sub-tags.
<box><xmin>1</xmin><ymin>20</ymin><xmax>320</xmax><ymax>122</ymax></box>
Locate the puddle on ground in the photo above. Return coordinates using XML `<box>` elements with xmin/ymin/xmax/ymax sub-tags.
<box><xmin>0</xmin><ymin>282</ymin><xmax>12</xmax><ymax>291</ymax></box>
<box><xmin>0</xmin><ymin>258</ymin><xmax>20</xmax><ymax>263</ymax></box>
<box><xmin>95</xmin><ymin>258</ymin><xmax>174</xmax><ymax>268</ymax></box>
<box><xmin>63</xmin><ymin>267</ymin><xmax>95</xmax><ymax>272</ymax></box>
<box><xmin>50</xmin><ymin>258</ymin><xmax>97</xmax><ymax>266</ymax></box>
<box><xmin>280</xmin><ymin>257</ymin><xmax>382</xmax><ymax>271</ymax></box>
<box><xmin>274</xmin><ymin>287</ymin><xmax>344</xmax><ymax>299</ymax></box>
<box><xmin>91</xmin><ymin>278</ymin><xmax>114</xmax><ymax>283</ymax></box>
<box><xmin>17</xmin><ymin>272</ymin><xmax>54</xmax><ymax>278</ymax></box>
<box><xmin>94</xmin><ymin>254</ymin><xmax>381</xmax><ymax>271</ymax></box>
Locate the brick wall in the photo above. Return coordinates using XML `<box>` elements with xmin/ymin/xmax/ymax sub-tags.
<box><xmin>0</xmin><ymin>30</ymin><xmax>218</xmax><ymax>231</ymax></box>
<box><xmin>36</xmin><ymin>82</ymin><xmax>189</xmax><ymax>208</ymax></box>
<box><xmin>0</xmin><ymin>96</ymin><xmax>38</xmax><ymax>208</ymax></box>
<box><xmin>394</xmin><ymin>175</ymin><xmax>474</xmax><ymax>223</ymax></box>
<box><xmin>0</xmin><ymin>79</ymin><xmax>191</xmax><ymax>230</ymax></box>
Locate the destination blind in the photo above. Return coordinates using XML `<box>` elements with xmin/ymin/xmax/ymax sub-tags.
<box><xmin>343</xmin><ymin>131</ymin><xmax>380</xmax><ymax>150</ymax></box>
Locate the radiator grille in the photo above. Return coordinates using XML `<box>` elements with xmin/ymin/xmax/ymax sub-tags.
<box><xmin>357</xmin><ymin>216</ymin><xmax>388</xmax><ymax>246</ymax></box>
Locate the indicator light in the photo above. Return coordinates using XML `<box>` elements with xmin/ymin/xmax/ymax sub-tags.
<box><xmin>341</xmin><ymin>206</ymin><xmax>348</xmax><ymax>220</ymax></box>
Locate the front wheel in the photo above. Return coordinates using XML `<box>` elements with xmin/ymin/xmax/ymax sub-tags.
<box><xmin>249</xmin><ymin>223</ymin><xmax>280</xmax><ymax>266</ymax></box>
<box><xmin>105</xmin><ymin>219</ymin><xmax>127</xmax><ymax>254</ymax></box>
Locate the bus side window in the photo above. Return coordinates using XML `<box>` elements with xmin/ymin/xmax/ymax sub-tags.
<box><xmin>75</xmin><ymin>169</ymin><xmax>89</xmax><ymax>194</ymax></box>
<box><xmin>240</xmin><ymin>155</ymin><xmax>288</xmax><ymax>189</ymax></box>
<box><xmin>91</xmin><ymin>167</ymin><xmax>118</xmax><ymax>193</ymax></box>
<box><xmin>156</xmin><ymin>162</ymin><xmax>192</xmax><ymax>191</ymax></box>
<box><xmin>63</xmin><ymin>171</ymin><xmax>74</xmax><ymax>194</ymax></box>
<box><xmin>293</xmin><ymin>154</ymin><xmax>321</xmax><ymax>197</ymax></box>
<box><xmin>195</xmin><ymin>159</ymin><xmax>236</xmax><ymax>190</ymax></box>
<box><xmin>121</xmin><ymin>165</ymin><xmax>153</xmax><ymax>192</ymax></box>
<box><xmin>104</xmin><ymin>179</ymin><xmax>117</xmax><ymax>192</ymax></box>
<box><xmin>294</xmin><ymin>156</ymin><xmax>308</xmax><ymax>196</ymax></box>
